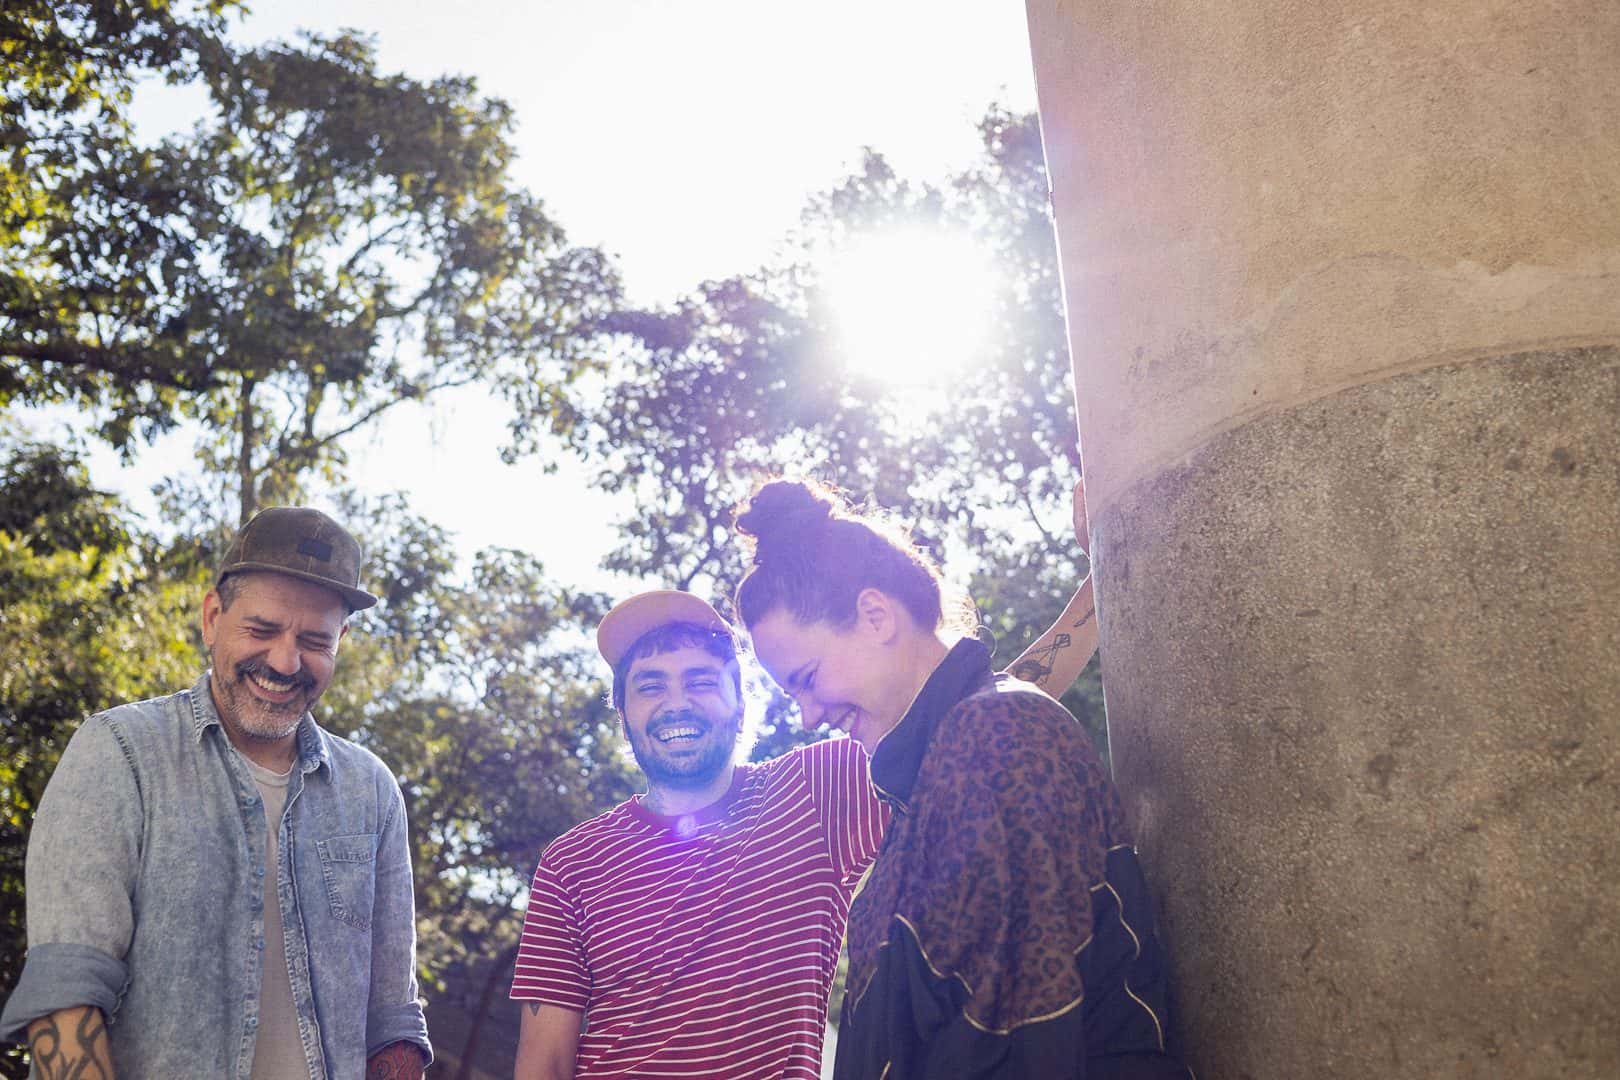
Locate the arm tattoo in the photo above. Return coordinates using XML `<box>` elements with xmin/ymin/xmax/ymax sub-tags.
<box><xmin>1008</xmin><ymin>657</ymin><xmax>1051</xmax><ymax>683</ymax></box>
<box><xmin>528</xmin><ymin>1001</ymin><xmax>542</xmax><ymax>1016</ymax></box>
<box><xmin>365</xmin><ymin>1040</ymin><xmax>425</xmax><ymax>1080</ymax></box>
<box><xmin>1071</xmin><ymin>607</ymin><xmax>1096</xmax><ymax>630</ymax></box>
<box><xmin>1009</xmin><ymin>632</ymin><xmax>1071</xmax><ymax>684</ymax></box>
<box><xmin>29</xmin><ymin>1008</ymin><xmax>112</xmax><ymax>1080</ymax></box>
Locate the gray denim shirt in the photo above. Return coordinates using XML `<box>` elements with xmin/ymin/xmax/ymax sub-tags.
<box><xmin>0</xmin><ymin>673</ymin><xmax>432</xmax><ymax>1078</ymax></box>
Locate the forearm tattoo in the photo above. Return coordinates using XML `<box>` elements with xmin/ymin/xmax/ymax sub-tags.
<box><xmin>365</xmin><ymin>1041</ymin><xmax>425</xmax><ymax>1080</ymax></box>
<box><xmin>28</xmin><ymin>1008</ymin><xmax>112</xmax><ymax>1080</ymax></box>
<box><xmin>1009</xmin><ymin>632</ymin><xmax>1071</xmax><ymax>684</ymax></box>
<box><xmin>1071</xmin><ymin>607</ymin><xmax>1096</xmax><ymax>630</ymax></box>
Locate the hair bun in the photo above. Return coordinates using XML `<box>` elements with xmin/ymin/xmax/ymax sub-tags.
<box><xmin>735</xmin><ymin>480</ymin><xmax>836</xmax><ymax>564</ymax></box>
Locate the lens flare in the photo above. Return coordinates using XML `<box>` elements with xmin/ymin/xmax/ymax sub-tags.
<box><xmin>819</xmin><ymin>227</ymin><xmax>1000</xmax><ymax>393</ymax></box>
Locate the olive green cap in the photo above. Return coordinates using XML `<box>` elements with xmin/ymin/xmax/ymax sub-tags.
<box><xmin>217</xmin><ymin>506</ymin><xmax>378</xmax><ymax>611</ymax></box>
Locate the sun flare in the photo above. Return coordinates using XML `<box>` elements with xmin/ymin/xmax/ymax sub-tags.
<box><xmin>818</xmin><ymin>227</ymin><xmax>1000</xmax><ymax>392</ymax></box>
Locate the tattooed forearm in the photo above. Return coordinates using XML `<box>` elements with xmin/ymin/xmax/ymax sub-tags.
<box><xmin>528</xmin><ymin>1001</ymin><xmax>543</xmax><ymax>1015</ymax></box>
<box><xmin>1008</xmin><ymin>632</ymin><xmax>1071</xmax><ymax>689</ymax></box>
<box><xmin>365</xmin><ymin>1040</ymin><xmax>425</xmax><ymax>1080</ymax></box>
<box><xmin>27</xmin><ymin>1006</ymin><xmax>114</xmax><ymax>1080</ymax></box>
<box><xmin>1008</xmin><ymin>577</ymin><xmax>1097</xmax><ymax>696</ymax></box>
<box><xmin>1008</xmin><ymin>657</ymin><xmax>1052</xmax><ymax>683</ymax></box>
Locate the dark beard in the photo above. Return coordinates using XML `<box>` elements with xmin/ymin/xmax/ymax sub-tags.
<box><xmin>628</xmin><ymin>706</ymin><xmax>742</xmax><ymax>789</ymax></box>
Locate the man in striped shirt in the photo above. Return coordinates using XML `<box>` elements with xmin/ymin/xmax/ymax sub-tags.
<box><xmin>511</xmin><ymin>590</ymin><xmax>890</xmax><ymax>1079</ymax></box>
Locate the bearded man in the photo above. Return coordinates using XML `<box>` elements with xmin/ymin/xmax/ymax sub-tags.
<box><xmin>511</xmin><ymin>485</ymin><xmax>1100</xmax><ymax>1080</ymax></box>
<box><xmin>1</xmin><ymin>507</ymin><xmax>431</xmax><ymax>1079</ymax></box>
<box><xmin>510</xmin><ymin>591</ymin><xmax>890</xmax><ymax>1079</ymax></box>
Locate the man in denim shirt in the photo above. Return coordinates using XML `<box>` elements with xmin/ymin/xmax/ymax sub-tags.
<box><xmin>0</xmin><ymin>507</ymin><xmax>431</xmax><ymax>1079</ymax></box>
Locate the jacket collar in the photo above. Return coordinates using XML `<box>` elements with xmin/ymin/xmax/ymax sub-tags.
<box><xmin>190</xmin><ymin>670</ymin><xmax>332</xmax><ymax>775</ymax></box>
<box><xmin>868</xmin><ymin>637</ymin><xmax>994</xmax><ymax>811</ymax></box>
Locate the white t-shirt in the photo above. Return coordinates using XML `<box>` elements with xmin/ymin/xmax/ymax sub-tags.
<box><xmin>244</xmin><ymin>755</ymin><xmax>308</xmax><ymax>1080</ymax></box>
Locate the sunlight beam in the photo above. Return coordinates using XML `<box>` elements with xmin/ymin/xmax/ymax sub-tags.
<box><xmin>819</xmin><ymin>227</ymin><xmax>1000</xmax><ymax>393</ymax></box>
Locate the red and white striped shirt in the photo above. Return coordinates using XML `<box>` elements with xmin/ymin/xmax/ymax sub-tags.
<box><xmin>512</xmin><ymin>736</ymin><xmax>889</xmax><ymax>1078</ymax></box>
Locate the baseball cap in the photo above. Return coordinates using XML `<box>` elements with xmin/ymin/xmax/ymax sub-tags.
<box><xmin>217</xmin><ymin>506</ymin><xmax>379</xmax><ymax>611</ymax></box>
<box><xmin>597</xmin><ymin>590</ymin><xmax>732</xmax><ymax>668</ymax></box>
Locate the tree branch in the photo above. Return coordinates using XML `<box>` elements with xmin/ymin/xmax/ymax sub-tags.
<box><xmin>0</xmin><ymin>340</ymin><xmax>218</xmax><ymax>392</ymax></box>
<box><xmin>340</xmin><ymin>218</ymin><xmax>413</xmax><ymax>278</ymax></box>
<box><xmin>1020</xmin><ymin>485</ymin><xmax>1056</xmax><ymax>547</ymax></box>
<box><xmin>271</xmin><ymin>370</ymin><xmax>483</xmax><ymax>474</ymax></box>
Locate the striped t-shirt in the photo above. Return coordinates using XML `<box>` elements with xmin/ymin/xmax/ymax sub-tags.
<box><xmin>511</xmin><ymin>736</ymin><xmax>889</xmax><ymax>1078</ymax></box>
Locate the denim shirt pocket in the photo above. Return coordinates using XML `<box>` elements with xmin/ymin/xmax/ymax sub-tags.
<box><xmin>316</xmin><ymin>833</ymin><xmax>378</xmax><ymax>931</ymax></box>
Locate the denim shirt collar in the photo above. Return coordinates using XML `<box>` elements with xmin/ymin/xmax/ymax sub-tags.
<box><xmin>868</xmin><ymin>637</ymin><xmax>995</xmax><ymax>811</ymax></box>
<box><xmin>189</xmin><ymin>671</ymin><xmax>332</xmax><ymax>775</ymax></box>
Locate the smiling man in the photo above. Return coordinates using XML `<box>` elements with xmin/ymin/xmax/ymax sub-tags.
<box><xmin>0</xmin><ymin>507</ymin><xmax>431</xmax><ymax>1079</ymax></box>
<box><xmin>510</xmin><ymin>591</ymin><xmax>890</xmax><ymax>1079</ymax></box>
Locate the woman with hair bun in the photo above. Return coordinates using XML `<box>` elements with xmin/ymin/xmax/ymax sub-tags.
<box><xmin>736</xmin><ymin>478</ymin><xmax>1189</xmax><ymax>1080</ymax></box>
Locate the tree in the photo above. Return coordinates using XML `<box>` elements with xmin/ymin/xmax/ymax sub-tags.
<box><xmin>304</xmin><ymin>498</ymin><xmax>639</xmax><ymax>1078</ymax></box>
<box><xmin>5</xmin><ymin>20</ymin><xmax>1101</xmax><ymax>1063</ymax></box>
<box><xmin>0</xmin><ymin>433</ymin><xmax>208</xmax><ymax>1078</ymax></box>
<box><xmin>0</xmin><ymin>456</ymin><xmax>639</xmax><ymax>1077</ymax></box>
<box><xmin>4</xmin><ymin>21</ymin><xmax>628</xmax><ymax>1072</ymax></box>
<box><xmin>2</xmin><ymin>28</ymin><xmax>618</xmax><ymax>524</ymax></box>
<box><xmin>0</xmin><ymin>1</ymin><xmax>238</xmax><ymax>237</ymax></box>
<box><xmin>535</xmin><ymin>107</ymin><xmax>1100</xmax><ymax>750</ymax></box>
<box><xmin>1</xmin><ymin>1</ymin><xmax>236</xmax><ymax>439</ymax></box>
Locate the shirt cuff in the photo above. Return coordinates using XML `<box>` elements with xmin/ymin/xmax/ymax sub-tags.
<box><xmin>367</xmin><ymin>1002</ymin><xmax>433</xmax><ymax>1067</ymax></box>
<box><xmin>0</xmin><ymin>943</ymin><xmax>127</xmax><ymax>1043</ymax></box>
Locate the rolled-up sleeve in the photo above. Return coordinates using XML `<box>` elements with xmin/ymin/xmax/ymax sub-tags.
<box><xmin>364</xmin><ymin>780</ymin><xmax>431</xmax><ymax>1064</ymax></box>
<box><xmin>0</xmin><ymin>717</ymin><xmax>141</xmax><ymax>1041</ymax></box>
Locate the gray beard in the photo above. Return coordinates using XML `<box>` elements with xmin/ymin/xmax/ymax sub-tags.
<box><xmin>212</xmin><ymin>662</ymin><xmax>309</xmax><ymax>744</ymax></box>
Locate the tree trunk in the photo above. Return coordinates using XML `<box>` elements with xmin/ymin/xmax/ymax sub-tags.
<box><xmin>237</xmin><ymin>374</ymin><xmax>257</xmax><ymax>525</ymax></box>
<box><xmin>453</xmin><ymin>943</ymin><xmax>520</xmax><ymax>1080</ymax></box>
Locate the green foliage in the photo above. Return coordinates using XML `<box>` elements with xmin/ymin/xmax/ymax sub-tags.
<box><xmin>0</xmin><ymin>435</ymin><xmax>208</xmax><ymax>1077</ymax></box>
<box><xmin>4</xmin><ymin>11</ymin><xmax>1097</xmax><ymax>1069</ymax></box>
<box><xmin>316</xmin><ymin>511</ymin><xmax>637</xmax><ymax>973</ymax></box>
<box><xmin>0</xmin><ymin>452</ymin><xmax>636</xmax><ymax>1075</ymax></box>
<box><xmin>547</xmin><ymin>109</ymin><xmax>1081</xmax><ymax>609</ymax></box>
<box><xmin>2</xmin><ymin>25</ymin><xmax>619</xmax><ymax>522</ymax></box>
<box><xmin>0</xmin><ymin>1</ymin><xmax>238</xmax><ymax>235</ymax></box>
<box><xmin>2</xmin><ymin>16</ymin><xmax>624</xmax><ymax>1071</ymax></box>
<box><xmin>535</xmin><ymin>107</ymin><xmax>1097</xmax><ymax>757</ymax></box>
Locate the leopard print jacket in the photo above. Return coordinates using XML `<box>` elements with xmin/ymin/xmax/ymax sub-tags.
<box><xmin>834</xmin><ymin>639</ymin><xmax>1180</xmax><ymax>1078</ymax></box>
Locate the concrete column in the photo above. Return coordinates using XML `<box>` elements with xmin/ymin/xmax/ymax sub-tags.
<box><xmin>1024</xmin><ymin>3</ymin><xmax>1619</xmax><ymax>1076</ymax></box>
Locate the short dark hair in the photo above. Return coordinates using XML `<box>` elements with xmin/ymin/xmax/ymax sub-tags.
<box><xmin>215</xmin><ymin>572</ymin><xmax>249</xmax><ymax>612</ymax></box>
<box><xmin>215</xmin><ymin>570</ymin><xmax>356</xmax><ymax>618</ymax></box>
<box><xmin>610</xmin><ymin>621</ymin><xmax>742</xmax><ymax>711</ymax></box>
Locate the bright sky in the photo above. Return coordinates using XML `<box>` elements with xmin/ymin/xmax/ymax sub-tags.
<box><xmin>224</xmin><ymin>0</ymin><xmax>1040</xmax><ymax>304</ymax></box>
<box><xmin>55</xmin><ymin>0</ymin><xmax>1042</xmax><ymax>591</ymax></box>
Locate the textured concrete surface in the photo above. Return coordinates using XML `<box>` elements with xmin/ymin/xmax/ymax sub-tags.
<box><xmin>1024</xmin><ymin>2</ymin><xmax>1620</xmax><ymax>1073</ymax></box>
<box><xmin>1090</xmin><ymin>346</ymin><xmax>1620</xmax><ymax>1077</ymax></box>
<box><xmin>1023</xmin><ymin>0</ymin><xmax>1620</xmax><ymax>509</ymax></box>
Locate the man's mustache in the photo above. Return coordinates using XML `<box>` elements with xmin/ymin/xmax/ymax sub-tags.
<box><xmin>236</xmin><ymin>658</ymin><xmax>316</xmax><ymax>691</ymax></box>
<box><xmin>648</xmin><ymin>707</ymin><xmax>709</xmax><ymax>734</ymax></box>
